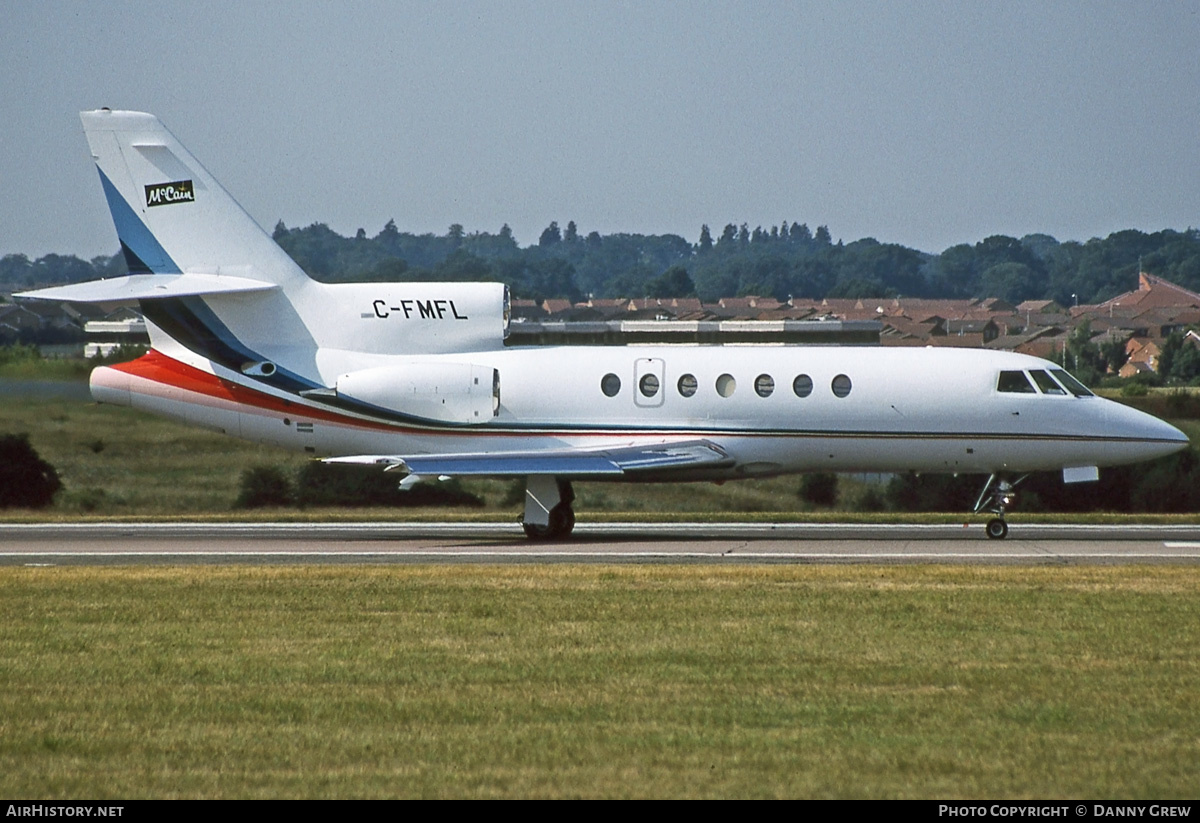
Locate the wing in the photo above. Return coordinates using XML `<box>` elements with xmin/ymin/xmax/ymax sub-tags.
<box><xmin>323</xmin><ymin>439</ymin><xmax>733</xmax><ymax>478</ymax></box>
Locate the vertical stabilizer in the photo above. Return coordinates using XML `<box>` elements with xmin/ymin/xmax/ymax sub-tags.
<box><xmin>81</xmin><ymin>109</ymin><xmax>307</xmax><ymax>288</ymax></box>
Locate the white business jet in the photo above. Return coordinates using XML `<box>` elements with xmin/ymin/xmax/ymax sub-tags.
<box><xmin>18</xmin><ymin>110</ymin><xmax>1190</xmax><ymax>539</ymax></box>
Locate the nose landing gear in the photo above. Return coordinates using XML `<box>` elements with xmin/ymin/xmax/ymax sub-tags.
<box><xmin>974</xmin><ymin>473</ymin><xmax>1028</xmax><ymax>540</ymax></box>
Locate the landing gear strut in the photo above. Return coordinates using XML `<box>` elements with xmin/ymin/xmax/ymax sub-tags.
<box><xmin>973</xmin><ymin>473</ymin><xmax>1027</xmax><ymax>540</ymax></box>
<box><xmin>521</xmin><ymin>476</ymin><xmax>575</xmax><ymax>540</ymax></box>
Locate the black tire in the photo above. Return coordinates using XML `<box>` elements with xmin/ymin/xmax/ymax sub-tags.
<box><xmin>522</xmin><ymin>521</ymin><xmax>552</xmax><ymax>540</ymax></box>
<box><xmin>522</xmin><ymin>504</ymin><xmax>575</xmax><ymax>540</ymax></box>
<box><xmin>986</xmin><ymin>518</ymin><xmax>1008</xmax><ymax>540</ymax></box>
<box><xmin>552</xmin><ymin>505</ymin><xmax>576</xmax><ymax>537</ymax></box>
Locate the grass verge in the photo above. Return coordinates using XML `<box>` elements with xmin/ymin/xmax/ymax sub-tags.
<box><xmin>1</xmin><ymin>565</ymin><xmax>1197</xmax><ymax>798</ymax></box>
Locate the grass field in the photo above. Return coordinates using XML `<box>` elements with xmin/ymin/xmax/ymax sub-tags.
<box><xmin>1</xmin><ymin>565</ymin><xmax>1197</xmax><ymax>799</ymax></box>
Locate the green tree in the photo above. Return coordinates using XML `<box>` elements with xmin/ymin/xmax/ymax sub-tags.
<box><xmin>646</xmin><ymin>265</ymin><xmax>696</xmax><ymax>298</ymax></box>
<box><xmin>0</xmin><ymin>433</ymin><xmax>61</xmax><ymax>509</ymax></box>
<box><xmin>1159</xmin><ymin>332</ymin><xmax>1200</xmax><ymax>383</ymax></box>
<box><xmin>1062</xmin><ymin>319</ymin><xmax>1105</xmax><ymax>384</ymax></box>
<box><xmin>1100</xmin><ymin>336</ymin><xmax>1129</xmax><ymax>375</ymax></box>
<box><xmin>538</xmin><ymin>221</ymin><xmax>562</xmax><ymax>247</ymax></box>
<box><xmin>978</xmin><ymin>262</ymin><xmax>1039</xmax><ymax>303</ymax></box>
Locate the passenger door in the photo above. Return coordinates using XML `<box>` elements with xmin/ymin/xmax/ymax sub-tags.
<box><xmin>634</xmin><ymin>357</ymin><xmax>666</xmax><ymax>408</ymax></box>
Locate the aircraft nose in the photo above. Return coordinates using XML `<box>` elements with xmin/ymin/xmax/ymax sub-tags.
<box><xmin>1104</xmin><ymin>400</ymin><xmax>1190</xmax><ymax>464</ymax></box>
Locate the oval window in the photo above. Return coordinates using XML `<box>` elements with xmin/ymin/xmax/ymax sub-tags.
<box><xmin>601</xmin><ymin>373</ymin><xmax>621</xmax><ymax>397</ymax></box>
<box><xmin>639</xmin><ymin>373</ymin><xmax>660</xmax><ymax>397</ymax></box>
<box><xmin>677</xmin><ymin>373</ymin><xmax>698</xmax><ymax>397</ymax></box>
<box><xmin>716</xmin><ymin>373</ymin><xmax>736</xmax><ymax>397</ymax></box>
<box><xmin>793</xmin><ymin>374</ymin><xmax>813</xmax><ymax>397</ymax></box>
<box><xmin>754</xmin><ymin>374</ymin><xmax>775</xmax><ymax>397</ymax></box>
<box><xmin>831</xmin><ymin>374</ymin><xmax>852</xmax><ymax>398</ymax></box>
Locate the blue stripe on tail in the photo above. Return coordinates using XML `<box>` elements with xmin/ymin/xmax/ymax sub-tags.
<box><xmin>97</xmin><ymin>168</ymin><xmax>181</xmax><ymax>275</ymax></box>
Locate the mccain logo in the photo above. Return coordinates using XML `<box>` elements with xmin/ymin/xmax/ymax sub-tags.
<box><xmin>145</xmin><ymin>180</ymin><xmax>195</xmax><ymax>207</ymax></box>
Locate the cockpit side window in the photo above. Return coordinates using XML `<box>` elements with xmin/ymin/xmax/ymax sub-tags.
<box><xmin>1051</xmin><ymin>369</ymin><xmax>1094</xmax><ymax>397</ymax></box>
<box><xmin>1029</xmin><ymin>369</ymin><xmax>1067</xmax><ymax>395</ymax></box>
<box><xmin>997</xmin><ymin>370</ymin><xmax>1036</xmax><ymax>393</ymax></box>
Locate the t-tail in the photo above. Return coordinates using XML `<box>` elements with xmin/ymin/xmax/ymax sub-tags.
<box><xmin>80</xmin><ymin>108</ymin><xmax>308</xmax><ymax>290</ymax></box>
<box><xmin>18</xmin><ymin>110</ymin><xmax>508</xmax><ymax>387</ymax></box>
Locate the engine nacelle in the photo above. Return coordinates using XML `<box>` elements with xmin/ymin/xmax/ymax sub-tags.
<box><xmin>335</xmin><ymin>363</ymin><xmax>499</xmax><ymax>424</ymax></box>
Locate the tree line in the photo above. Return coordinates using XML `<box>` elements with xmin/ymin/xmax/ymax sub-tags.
<box><xmin>4</xmin><ymin>222</ymin><xmax>1200</xmax><ymax>306</ymax></box>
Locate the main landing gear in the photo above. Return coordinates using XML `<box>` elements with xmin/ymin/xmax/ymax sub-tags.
<box><xmin>521</xmin><ymin>476</ymin><xmax>576</xmax><ymax>540</ymax></box>
<box><xmin>973</xmin><ymin>473</ymin><xmax>1028</xmax><ymax>540</ymax></box>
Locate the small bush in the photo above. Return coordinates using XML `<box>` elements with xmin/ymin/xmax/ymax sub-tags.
<box><xmin>799</xmin><ymin>472</ymin><xmax>838</xmax><ymax>506</ymax></box>
<box><xmin>0</xmin><ymin>433</ymin><xmax>62</xmax><ymax>508</ymax></box>
<box><xmin>1164</xmin><ymin>390</ymin><xmax>1200</xmax><ymax>418</ymax></box>
<box><xmin>296</xmin><ymin>462</ymin><xmax>484</xmax><ymax>508</ymax></box>
<box><xmin>61</xmin><ymin>487</ymin><xmax>110</xmax><ymax>513</ymax></box>
<box><xmin>1120</xmin><ymin>381</ymin><xmax>1149</xmax><ymax>397</ymax></box>
<box><xmin>886</xmin><ymin>472</ymin><xmax>982</xmax><ymax>513</ymax></box>
<box><xmin>235</xmin><ymin>465</ymin><xmax>295</xmax><ymax>508</ymax></box>
<box><xmin>0</xmin><ymin>344</ymin><xmax>41</xmax><ymax>366</ymax></box>
<box><xmin>501</xmin><ymin>479</ymin><xmax>526</xmax><ymax>508</ymax></box>
<box><xmin>855</xmin><ymin>486</ymin><xmax>888</xmax><ymax>513</ymax></box>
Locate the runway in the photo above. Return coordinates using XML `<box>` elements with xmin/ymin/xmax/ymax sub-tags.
<box><xmin>3</xmin><ymin>521</ymin><xmax>1200</xmax><ymax>565</ymax></box>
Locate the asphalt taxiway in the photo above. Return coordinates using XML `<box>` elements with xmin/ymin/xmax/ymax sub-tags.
<box><xmin>3</xmin><ymin>522</ymin><xmax>1200</xmax><ymax>565</ymax></box>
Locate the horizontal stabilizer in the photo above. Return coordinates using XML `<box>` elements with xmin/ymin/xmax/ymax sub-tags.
<box><xmin>323</xmin><ymin>440</ymin><xmax>733</xmax><ymax>478</ymax></box>
<box><xmin>16</xmin><ymin>273</ymin><xmax>279</xmax><ymax>304</ymax></box>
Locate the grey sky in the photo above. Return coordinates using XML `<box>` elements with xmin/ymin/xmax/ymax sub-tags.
<box><xmin>3</xmin><ymin>0</ymin><xmax>1198</xmax><ymax>260</ymax></box>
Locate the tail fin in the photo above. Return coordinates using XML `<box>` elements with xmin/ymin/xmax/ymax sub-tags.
<box><xmin>80</xmin><ymin>109</ymin><xmax>306</xmax><ymax>288</ymax></box>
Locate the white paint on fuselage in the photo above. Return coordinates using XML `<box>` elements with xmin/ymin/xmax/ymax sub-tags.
<box><xmin>93</xmin><ymin>339</ymin><xmax>1188</xmax><ymax>480</ymax></box>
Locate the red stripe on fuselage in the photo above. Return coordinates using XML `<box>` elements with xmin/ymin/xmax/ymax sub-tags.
<box><xmin>112</xmin><ymin>349</ymin><xmax>236</xmax><ymax>398</ymax></box>
<box><xmin>109</xmin><ymin>351</ymin><xmax>721</xmax><ymax>442</ymax></box>
<box><xmin>111</xmin><ymin>350</ymin><xmax>394</xmax><ymax>432</ymax></box>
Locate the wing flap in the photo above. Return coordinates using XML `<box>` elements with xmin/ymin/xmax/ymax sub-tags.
<box><xmin>323</xmin><ymin>440</ymin><xmax>732</xmax><ymax>478</ymax></box>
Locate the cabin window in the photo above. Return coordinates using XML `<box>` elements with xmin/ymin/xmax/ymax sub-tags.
<box><xmin>601</xmin><ymin>373</ymin><xmax>621</xmax><ymax>397</ymax></box>
<box><xmin>1051</xmin><ymin>369</ymin><xmax>1094</xmax><ymax>397</ymax></box>
<box><xmin>793</xmin><ymin>374</ymin><xmax>813</xmax><ymax>398</ymax></box>
<box><xmin>754</xmin><ymin>374</ymin><xmax>775</xmax><ymax>397</ymax></box>
<box><xmin>716</xmin><ymin>373</ymin><xmax>736</xmax><ymax>397</ymax></box>
<box><xmin>997</xmin><ymin>370</ymin><xmax>1036</xmax><ymax>393</ymax></box>
<box><xmin>639</xmin><ymin>373</ymin><xmax>660</xmax><ymax>398</ymax></box>
<box><xmin>677</xmin><ymin>374</ymin><xmax>698</xmax><ymax>397</ymax></box>
<box><xmin>831</xmin><ymin>374</ymin><xmax>852</xmax><ymax>398</ymax></box>
<box><xmin>1030</xmin><ymin>369</ymin><xmax>1066</xmax><ymax>395</ymax></box>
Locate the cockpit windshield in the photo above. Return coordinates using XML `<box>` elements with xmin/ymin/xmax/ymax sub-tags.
<box><xmin>1029</xmin><ymin>369</ymin><xmax>1067</xmax><ymax>395</ymax></box>
<box><xmin>1051</xmin><ymin>369</ymin><xmax>1094</xmax><ymax>397</ymax></box>
<box><xmin>997</xmin><ymin>370</ymin><xmax>1036</xmax><ymax>393</ymax></box>
<box><xmin>997</xmin><ymin>368</ymin><xmax>1093</xmax><ymax>397</ymax></box>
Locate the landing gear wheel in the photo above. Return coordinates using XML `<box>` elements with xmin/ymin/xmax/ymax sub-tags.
<box><xmin>985</xmin><ymin>518</ymin><xmax>1008</xmax><ymax>540</ymax></box>
<box><xmin>975</xmin><ymin>473</ymin><xmax>1026</xmax><ymax>540</ymax></box>
<box><xmin>522</xmin><ymin>503</ymin><xmax>575</xmax><ymax>540</ymax></box>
